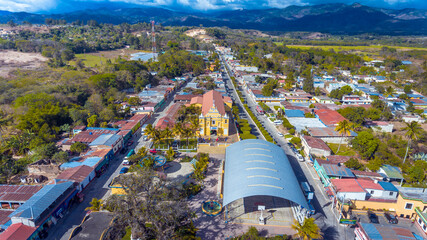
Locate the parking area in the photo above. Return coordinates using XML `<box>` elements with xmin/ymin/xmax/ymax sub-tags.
<box><xmin>353</xmin><ymin>210</ymin><xmax>425</xmax><ymax>236</ymax></box>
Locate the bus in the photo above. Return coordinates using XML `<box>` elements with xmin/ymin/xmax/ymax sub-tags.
<box><xmin>300</xmin><ymin>182</ymin><xmax>314</xmax><ymax>203</ymax></box>
<box><xmin>256</xmin><ymin>105</ymin><xmax>265</xmax><ymax>115</ymax></box>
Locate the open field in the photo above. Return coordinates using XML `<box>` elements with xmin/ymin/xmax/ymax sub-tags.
<box><xmin>70</xmin><ymin>48</ymin><xmax>150</xmax><ymax>67</ymax></box>
<box><xmin>274</xmin><ymin>43</ymin><xmax>427</xmax><ymax>52</ymax></box>
<box><xmin>327</xmin><ymin>143</ymin><xmax>357</xmax><ymax>156</ymax></box>
<box><xmin>0</xmin><ymin>50</ymin><xmax>47</xmax><ymax>78</ymax></box>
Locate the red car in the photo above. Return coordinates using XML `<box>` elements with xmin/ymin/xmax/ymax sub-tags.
<box><xmin>149</xmin><ymin>149</ymin><xmax>157</xmax><ymax>154</ymax></box>
<box><xmin>127</xmin><ymin>140</ymin><xmax>134</xmax><ymax>146</ymax></box>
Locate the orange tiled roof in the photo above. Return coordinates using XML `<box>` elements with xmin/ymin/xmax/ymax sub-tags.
<box><xmin>201</xmin><ymin>90</ymin><xmax>226</xmax><ymax>116</ymax></box>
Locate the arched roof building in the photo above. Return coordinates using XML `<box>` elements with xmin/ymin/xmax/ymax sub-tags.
<box><xmin>223</xmin><ymin>139</ymin><xmax>309</xmax><ymax>209</ymax></box>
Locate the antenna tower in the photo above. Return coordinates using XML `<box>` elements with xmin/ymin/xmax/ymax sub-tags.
<box><xmin>151</xmin><ymin>20</ymin><xmax>156</xmax><ymax>61</ymax></box>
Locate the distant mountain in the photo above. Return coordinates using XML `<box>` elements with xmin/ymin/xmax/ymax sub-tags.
<box><xmin>0</xmin><ymin>3</ymin><xmax>426</xmax><ymax>35</ymax></box>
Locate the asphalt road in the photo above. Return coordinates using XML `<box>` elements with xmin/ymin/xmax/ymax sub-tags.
<box><xmin>47</xmin><ymin>77</ymin><xmax>192</xmax><ymax>240</ymax></box>
<box><xmin>220</xmin><ymin>54</ymin><xmax>354</xmax><ymax>240</ymax></box>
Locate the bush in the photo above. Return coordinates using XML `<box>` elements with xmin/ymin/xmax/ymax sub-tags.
<box><xmin>289</xmin><ymin>128</ymin><xmax>295</xmax><ymax>135</ymax></box>
<box><xmin>290</xmin><ymin>137</ymin><xmax>301</xmax><ymax>147</ymax></box>
<box><xmin>240</xmin><ymin>133</ymin><xmax>257</xmax><ymax>140</ymax></box>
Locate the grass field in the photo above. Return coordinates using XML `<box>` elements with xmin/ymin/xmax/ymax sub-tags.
<box><xmin>274</xmin><ymin>42</ymin><xmax>427</xmax><ymax>52</ymax></box>
<box><xmin>71</xmin><ymin>54</ymin><xmax>109</xmax><ymax>68</ymax></box>
<box><xmin>327</xmin><ymin>143</ymin><xmax>357</xmax><ymax>156</ymax></box>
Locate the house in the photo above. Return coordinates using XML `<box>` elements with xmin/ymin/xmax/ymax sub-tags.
<box><xmin>396</xmin><ymin>187</ymin><xmax>427</xmax><ymax>219</ymax></box>
<box><xmin>285</xmin><ymin>109</ymin><xmax>305</xmax><ymax>118</ymax></box>
<box><xmin>0</xmin><ymin>223</ymin><xmax>38</xmax><ymax>240</ymax></box>
<box><xmin>341</xmin><ymin>95</ymin><xmax>372</xmax><ymax>105</ymax></box>
<box><xmin>55</xmin><ymin>165</ymin><xmax>95</xmax><ymax>192</ymax></box>
<box><xmin>330</xmin><ymin>178</ymin><xmax>367</xmax><ymax>201</ymax></box>
<box><xmin>286</xmin><ymin>96</ymin><xmax>311</xmax><ymax>103</ymax></box>
<box><xmin>308</xmin><ymin>127</ymin><xmax>357</xmax><ymax>144</ymax></box>
<box><xmin>351</xmin><ymin>170</ymin><xmax>383</xmax><ymax>181</ymax></box>
<box><xmin>357</xmin><ymin>179</ymin><xmax>399</xmax><ymax>200</ymax></box>
<box><xmin>313</xmin><ymin>96</ymin><xmax>334</xmax><ymax>104</ymax></box>
<box><xmin>301</xmin><ymin>136</ymin><xmax>331</xmax><ymax>157</ymax></box>
<box><xmin>355</xmin><ymin>223</ymin><xmax>418</xmax><ymax>240</ymax></box>
<box><xmin>365</xmin><ymin>121</ymin><xmax>394</xmax><ymax>132</ymax></box>
<box><xmin>314</xmin><ymin>159</ymin><xmax>354</xmax><ymax>187</ymax></box>
<box><xmin>60</xmin><ymin>148</ymin><xmax>113</xmax><ymax>176</ymax></box>
<box><xmin>174</xmin><ymin>94</ymin><xmax>199</xmax><ymax>103</ymax></box>
<box><xmin>192</xmin><ymin>90</ymin><xmax>230</xmax><ymax>137</ymax></box>
<box><xmin>402</xmin><ymin>115</ymin><xmax>425</xmax><ymax>123</ymax></box>
<box><xmin>89</xmin><ymin>134</ymin><xmax>123</xmax><ymax>154</ymax></box>
<box><xmin>314</xmin><ymin>109</ymin><xmax>346</xmax><ymax>126</ymax></box>
<box><xmin>156</xmin><ymin>103</ymin><xmax>183</xmax><ymax>130</ymax></box>
<box><xmin>8</xmin><ymin>181</ymin><xmax>77</xmax><ymax>238</ymax></box>
<box><xmin>378</xmin><ymin>165</ymin><xmax>404</xmax><ymax>182</ymax></box>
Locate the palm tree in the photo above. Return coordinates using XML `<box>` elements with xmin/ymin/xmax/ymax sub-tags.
<box><xmin>383</xmin><ymin>86</ymin><xmax>395</xmax><ymax>111</ymax></box>
<box><xmin>144</xmin><ymin>124</ymin><xmax>155</xmax><ymax>140</ymax></box>
<box><xmin>402</xmin><ymin>121</ymin><xmax>423</xmax><ymax>164</ymax></box>
<box><xmin>335</xmin><ymin>120</ymin><xmax>352</xmax><ymax>154</ymax></box>
<box><xmin>85</xmin><ymin>198</ymin><xmax>103</xmax><ymax>212</ymax></box>
<box><xmin>151</xmin><ymin>129</ymin><xmax>163</xmax><ymax>148</ymax></box>
<box><xmin>162</xmin><ymin>127</ymin><xmax>173</xmax><ymax>147</ymax></box>
<box><xmin>173</xmin><ymin>122</ymin><xmax>184</xmax><ymax>143</ymax></box>
<box><xmin>181</xmin><ymin>127</ymin><xmax>193</xmax><ymax>148</ymax></box>
<box><xmin>292</xmin><ymin>218</ymin><xmax>322</xmax><ymax>240</ymax></box>
<box><xmin>190</xmin><ymin>117</ymin><xmax>200</xmax><ymax>137</ymax></box>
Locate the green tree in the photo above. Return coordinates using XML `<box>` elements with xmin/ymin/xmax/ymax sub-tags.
<box><xmin>87</xmin><ymin>115</ymin><xmax>98</xmax><ymax>127</ymax></box>
<box><xmin>70</xmin><ymin>142</ymin><xmax>88</xmax><ymax>153</ymax></box>
<box><xmin>366</xmin><ymin>156</ymin><xmax>383</xmax><ymax>171</ymax></box>
<box><xmin>335</xmin><ymin>120</ymin><xmax>352</xmax><ymax>154</ymax></box>
<box><xmin>344</xmin><ymin>158</ymin><xmax>364</xmax><ymax>170</ymax></box>
<box><xmin>85</xmin><ymin>198</ymin><xmax>103</xmax><ymax>211</ymax></box>
<box><xmin>165</xmin><ymin>147</ymin><xmax>175</xmax><ymax>162</ymax></box>
<box><xmin>351</xmin><ymin>131</ymin><xmax>379</xmax><ymax>159</ymax></box>
<box><xmin>402</xmin><ymin>121</ymin><xmax>423</xmax><ymax>164</ymax></box>
<box><xmin>404</xmin><ymin>85</ymin><xmax>412</xmax><ymax>94</ymax></box>
<box><xmin>291</xmin><ymin>218</ymin><xmax>322</xmax><ymax>240</ymax></box>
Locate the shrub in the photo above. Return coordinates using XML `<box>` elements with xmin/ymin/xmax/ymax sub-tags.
<box><xmin>289</xmin><ymin>128</ymin><xmax>295</xmax><ymax>135</ymax></box>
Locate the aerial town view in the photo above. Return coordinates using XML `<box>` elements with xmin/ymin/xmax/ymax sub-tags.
<box><xmin>0</xmin><ymin>0</ymin><xmax>426</xmax><ymax>240</ymax></box>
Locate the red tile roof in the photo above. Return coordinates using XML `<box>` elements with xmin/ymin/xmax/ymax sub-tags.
<box><xmin>190</xmin><ymin>96</ymin><xmax>203</xmax><ymax>105</ymax></box>
<box><xmin>201</xmin><ymin>90</ymin><xmax>226</xmax><ymax>116</ymax></box>
<box><xmin>330</xmin><ymin>179</ymin><xmax>365</xmax><ymax>193</ymax></box>
<box><xmin>175</xmin><ymin>94</ymin><xmax>198</xmax><ymax>101</ymax></box>
<box><xmin>0</xmin><ymin>223</ymin><xmax>36</xmax><ymax>240</ymax></box>
<box><xmin>303</xmin><ymin>136</ymin><xmax>331</xmax><ymax>151</ymax></box>
<box><xmin>56</xmin><ymin>165</ymin><xmax>94</xmax><ymax>183</ymax></box>
<box><xmin>0</xmin><ymin>185</ymin><xmax>42</xmax><ymax>203</ymax></box>
<box><xmin>314</xmin><ymin>109</ymin><xmax>346</xmax><ymax>126</ymax></box>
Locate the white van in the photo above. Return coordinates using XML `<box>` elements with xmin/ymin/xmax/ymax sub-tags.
<box><xmin>296</xmin><ymin>153</ymin><xmax>304</xmax><ymax>162</ymax></box>
<box><xmin>273</xmin><ymin>120</ymin><xmax>283</xmax><ymax>125</ymax></box>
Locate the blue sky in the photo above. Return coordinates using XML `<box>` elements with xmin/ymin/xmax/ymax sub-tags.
<box><xmin>0</xmin><ymin>0</ymin><xmax>425</xmax><ymax>13</ymax></box>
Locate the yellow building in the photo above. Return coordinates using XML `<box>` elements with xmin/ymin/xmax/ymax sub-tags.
<box><xmin>190</xmin><ymin>90</ymin><xmax>231</xmax><ymax>137</ymax></box>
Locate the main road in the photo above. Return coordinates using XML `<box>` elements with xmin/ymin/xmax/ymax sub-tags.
<box><xmin>219</xmin><ymin>53</ymin><xmax>354</xmax><ymax>240</ymax></box>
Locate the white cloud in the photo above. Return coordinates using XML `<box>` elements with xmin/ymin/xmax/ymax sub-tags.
<box><xmin>0</xmin><ymin>0</ymin><xmax>56</xmax><ymax>12</ymax></box>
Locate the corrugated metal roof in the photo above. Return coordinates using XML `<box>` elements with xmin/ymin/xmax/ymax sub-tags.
<box><xmin>60</xmin><ymin>157</ymin><xmax>102</xmax><ymax>169</ymax></box>
<box><xmin>359</xmin><ymin>222</ymin><xmax>417</xmax><ymax>240</ymax></box>
<box><xmin>0</xmin><ymin>185</ymin><xmax>42</xmax><ymax>203</ymax></box>
<box><xmin>380</xmin><ymin>165</ymin><xmax>403</xmax><ymax>179</ymax></box>
<box><xmin>56</xmin><ymin>165</ymin><xmax>94</xmax><ymax>183</ymax></box>
<box><xmin>89</xmin><ymin>134</ymin><xmax>121</xmax><ymax>147</ymax></box>
<box><xmin>10</xmin><ymin>182</ymin><xmax>74</xmax><ymax>221</ymax></box>
<box><xmin>285</xmin><ymin>109</ymin><xmax>305</xmax><ymax>118</ymax></box>
<box><xmin>223</xmin><ymin>139</ymin><xmax>309</xmax><ymax>209</ymax></box>
<box><xmin>361</xmin><ymin>223</ymin><xmax>383</xmax><ymax>240</ymax></box>
<box><xmin>322</xmin><ymin>164</ymin><xmax>354</xmax><ymax>178</ymax></box>
<box><xmin>378</xmin><ymin>182</ymin><xmax>398</xmax><ymax>192</ymax></box>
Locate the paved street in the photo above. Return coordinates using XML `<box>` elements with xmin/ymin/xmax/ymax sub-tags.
<box><xmin>47</xmin><ymin>77</ymin><xmax>191</xmax><ymax>240</ymax></box>
<box><xmin>220</xmin><ymin>54</ymin><xmax>354</xmax><ymax>240</ymax></box>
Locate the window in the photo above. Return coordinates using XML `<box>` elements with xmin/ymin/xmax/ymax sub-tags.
<box><xmin>389</xmin><ymin>192</ymin><xmax>394</xmax><ymax>196</ymax></box>
<box><xmin>225</xmin><ymin>120</ymin><xmax>227</xmax><ymax>124</ymax></box>
<box><xmin>370</xmin><ymin>190</ymin><xmax>375</xmax><ymax>194</ymax></box>
<box><xmin>212</xmin><ymin>120</ymin><xmax>216</xmax><ymax>125</ymax></box>
<box><xmin>405</xmin><ymin>203</ymin><xmax>413</xmax><ymax>210</ymax></box>
<box><xmin>423</xmin><ymin>224</ymin><xmax>426</xmax><ymax>231</ymax></box>
<box><xmin>419</xmin><ymin>218</ymin><xmax>422</xmax><ymax>224</ymax></box>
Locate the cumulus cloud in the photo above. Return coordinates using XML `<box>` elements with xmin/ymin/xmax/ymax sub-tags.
<box><xmin>0</xmin><ymin>0</ymin><xmax>425</xmax><ymax>13</ymax></box>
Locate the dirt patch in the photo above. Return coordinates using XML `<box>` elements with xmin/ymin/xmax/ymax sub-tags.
<box><xmin>0</xmin><ymin>50</ymin><xmax>47</xmax><ymax>78</ymax></box>
<box><xmin>85</xmin><ymin>48</ymin><xmax>145</xmax><ymax>60</ymax></box>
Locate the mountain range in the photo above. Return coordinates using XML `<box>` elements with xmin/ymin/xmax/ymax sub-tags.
<box><xmin>1</xmin><ymin>3</ymin><xmax>426</xmax><ymax>35</ymax></box>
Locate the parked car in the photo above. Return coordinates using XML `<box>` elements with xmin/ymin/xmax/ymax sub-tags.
<box><xmin>384</xmin><ymin>212</ymin><xmax>398</xmax><ymax>224</ymax></box>
<box><xmin>119</xmin><ymin>167</ymin><xmax>128</xmax><ymax>174</ymax></box>
<box><xmin>149</xmin><ymin>149</ymin><xmax>157</xmax><ymax>154</ymax></box>
<box><xmin>296</xmin><ymin>153</ymin><xmax>304</xmax><ymax>162</ymax></box>
<box><xmin>277</xmin><ymin>132</ymin><xmax>284</xmax><ymax>137</ymax></box>
<box><xmin>122</xmin><ymin>159</ymin><xmax>130</xmax><ymax>165</ymax></box>
<box><xmin>127</xmin><ymin>140</ymin><xmax>134</xmax><ymax>146</ymax></box>
<box><xmin>120</xmin><ymin>147</ymin><xmax>128</xmax><ymax>154</ymax></box>
<box><xmin>367</xmin><ymin>211</ymin><xmax>379</xmax><ymax>224</ymax></box>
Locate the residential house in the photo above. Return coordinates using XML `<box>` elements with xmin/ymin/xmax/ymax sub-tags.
<box><xmin>341</xmin><ymin>95</ymin><xmax>372</xmax><ymax>105</ymax></box>
<box><xmin>89</xmin><ymin>134</ymin><xmax>123</xmax><ymax>154</ymax></box>
<box><xmin>314</xmin><ymin>159</ymin><xmax>354</xmax><ymax>187</ymax></box>
<box><xmin>378</xmin><ymin>165</ymin><xmax>404</xmax><ymax>182</ymax></box>
<box><xmin>308</xmin><ymin>127</ymin><xmax>357</xmax><ymax>144</ymax></box>
<box><xmin>314</xmin><ymin>109</ymin><xmax>346</xmax><ymax>126</ymax></box>
<box><xmin>55</xmin><ymin>165</ymin><xmax>95</xmax><ymax>192</ymax></box>
<box><xmin>402</xmin><ymin>115</ymin><xmax>425</xmax><ymax>123</ymax></box>
<box><xmin>313</xmin><ymin>96</ymin><xmax>335</xmax><ymax>104</ymax></box>
<box><xmin>365</xmin><ymin>121</ymin><xmax>394</xmax><ymax>133</ymax></box>
<box><xmin>302</xmin><ymin>136</ymin><xmax>332</xmax><ymax>157</ymax></box>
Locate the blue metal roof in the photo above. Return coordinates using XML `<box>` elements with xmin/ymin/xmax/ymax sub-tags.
<box><xmin>361</xmin><ymin>223</ymin><xmax>382</xmax><ymax>240</ymax></box>
<box><xmin>360</xmin><ymin>223</ymin><xmax>417</xmax><ymax>240</ymax></box>
<box><xmin>223</xmin><ymin>139</ymin><xmax>309</xmax><ymax>209</ymax></box>
<box><xmin>60</xmin><ymin>157</ymin><xmax>102</xmax><ymax>169</ymax></box>
<box><xmin>89</xmin><ymin>134</ymin><xmax>120</xmax><ymax>147</ymax></box>
<box><xmin>10</xmin><ymin>182</ymin><xmax>75</xmax><ymax>221</ymax></box>
<box><xmin>285</xmin><ymin>109</ymin><xmax>305</xmax><ymax>118</ymax></box>
<box><xmin>322</xmin><ymin>164</ymin><xmax>354</xmax><ymax>178</ymax></box>
<box><xmin>378</xmin><ymin>181</ymin><xmax>398</xmax><ymax>192</ymax></box>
